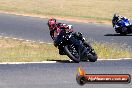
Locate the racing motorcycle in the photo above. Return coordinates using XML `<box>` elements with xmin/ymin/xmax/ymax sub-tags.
<box><xmin>56</xmin><ymin>30</ymin><xmax>97</xmax><ymax>63</ymax></box>
<box><xmin>112</xmin><ymin>18</ymin><xmax>132</xmax><ymax>35</ymax></box>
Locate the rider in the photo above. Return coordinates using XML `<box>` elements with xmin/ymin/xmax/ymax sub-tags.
<box><xmin>47</xmin><ymin>18</ymin><xmax>73</xmax><ymax>40</ymax></box>
<box><xmin>112</xmin><ymin>13</ymin><xmax>130</xmax><ymax>32</ymax></box>
<box><xmin>47</xmin><ymin>18</ymin><xmax>86</xmax><ymax>55</ymax></box>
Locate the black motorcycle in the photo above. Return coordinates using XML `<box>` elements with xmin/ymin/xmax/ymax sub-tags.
<box><xmin>55</xmin><ymin>30</ymin><xmax>97</xmax><ymax>63</ymax></box>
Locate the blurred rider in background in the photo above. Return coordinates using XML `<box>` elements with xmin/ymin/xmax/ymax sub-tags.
<box><xmin>112</xmin><ymin>13</ymin><xmax>130</xmax><ymax>32</ymax></box>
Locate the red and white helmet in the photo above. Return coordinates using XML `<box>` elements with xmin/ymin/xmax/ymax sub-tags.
<box><xmin>47</xmin><ymin>18</ymin><xmax>57</xmax><ymax>30</ymax></box>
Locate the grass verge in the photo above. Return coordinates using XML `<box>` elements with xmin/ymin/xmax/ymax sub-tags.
<box><xmin>0</xmin><ymin>0</ymin><xmax>132</xmax><ymax>23</ymax></box>
<box><xmin>0</xmin><ymin>37</ymin><xmax>131</xmax><ymax>62</ymax></box>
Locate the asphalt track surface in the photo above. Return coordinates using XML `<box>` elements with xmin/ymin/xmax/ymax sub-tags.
<box><xmin>0</xmin><ymin>59</ymin><xmax>132</xmax><ymax>88</ymax></box>
<box><xmin>0</xmin><ymin>13</ymin><xmax>132</xmax><ymax>46</ymax></box>
<box><xmin>0</xmin><ymin>13</ymin><xmax>132</xmax><ymax>88</ymax></box>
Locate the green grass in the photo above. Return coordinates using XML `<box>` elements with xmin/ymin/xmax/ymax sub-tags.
<box><xmin>0</xmin><ymin>37</ymin><xmax>68</xmax><ymax>62</ymax></box>
<box><xmin>0</xmin><ymin>0</ymin><xmax>132</xmax><ymax>23</ymax></box>
<box><xmin>0</xmin><ymin>37</ymin><xmax>131</xmax><ymax>62</ymax></box>
<box><xmin>93</xmin><ymin>41</ymin><xmax>132</xmax><ymax>59</ymax></box>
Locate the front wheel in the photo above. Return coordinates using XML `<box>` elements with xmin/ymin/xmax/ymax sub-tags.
<box><xmin>64</xmin><ymin>45</ymin><xmax>80</xmax><ymax>63</ymax></box>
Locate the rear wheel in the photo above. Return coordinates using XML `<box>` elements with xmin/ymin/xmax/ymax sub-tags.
<box><xmin>130</xmin><ymin>25</ymin><xmax>132</xmax><ymax>33</ymax></box>
<box><xmin>120</xmin><ymin>27</ymin><xmax>127</xmax><ymax>35</ymax></box>
<box><xmin>87</xmin><ymin>51</ymin><xmax>97</xmax><ymax>62</ymax></box>
<box><xmin>83</xmin><ymin>42</ymin><xmax>97</xmax><ymax>62</ymax></box>
<box><xmin>64</xmin><ymin>45</ymin><xmax>80</xmax><ymax>63</ymax></box>
<box><xmin>120</xmin><ymin>33</ymin><xmax>127</xmax><ymax>35</ymax></box>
